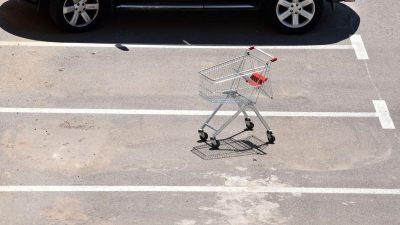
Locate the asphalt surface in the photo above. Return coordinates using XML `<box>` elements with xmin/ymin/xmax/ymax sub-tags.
<box><xmin>0</xmin><ymin>0</ymin><xmax>400</xmax><ymax>224</ymax></box>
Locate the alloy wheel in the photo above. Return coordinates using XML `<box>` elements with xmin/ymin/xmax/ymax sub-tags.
<box><xmin>63</xmin><ymin>0</ymin><xmax>100</xmax><ymax>28</ymax></box>
<box><xmin>276</xmin><ymin>0</ymin><xmax>316</xmax><ymax>29</ymax></box>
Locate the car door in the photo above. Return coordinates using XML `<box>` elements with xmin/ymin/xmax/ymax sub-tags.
<box><xmin>203</xmin><ymin>0</ymin><xmax>259</xmax><ymax>9</ymax></box>
<box><xmin>115</xmin><ymin>0</ymin><xmax>204</xmax><ymax>9</ymax></box>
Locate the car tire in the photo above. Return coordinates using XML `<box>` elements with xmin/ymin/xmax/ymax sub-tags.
<box><xmin>49</xmin><ymin>0</ymin><xmax>106</xmax><ymax>32</ymax></box>
<box><xmin>266</xmin><ymin>0</ymin><xmax>323</xmax><ymax>34</ymax></box>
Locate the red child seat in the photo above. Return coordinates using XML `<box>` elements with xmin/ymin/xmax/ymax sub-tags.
<box><xmin>247</xmin><ymin>72</ymin><xmax>268</xmax><ymax>87</ymax></box>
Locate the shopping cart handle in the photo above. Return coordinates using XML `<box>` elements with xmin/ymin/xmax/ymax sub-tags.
<box><xmin>248</xmin><ymin>45</ymin><xmax>277</xmax><ymax>62</ymax></box>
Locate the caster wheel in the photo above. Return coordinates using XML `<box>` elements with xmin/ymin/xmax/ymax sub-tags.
<box><xmin>199</xmin><ymin>132</ymin><xmax>208</xmax><ymax>142</ymax></box>
<box><xmin>267</xmin><ymin>131</ymin><xmax>275</xmax><ymax>143</ymax></box>
<box><xmin>211</xmin><ymin>138</ymin><xmax>220</xmax><ymax>149</ymax></box>
<box><xmin>245</xmin><ymin>118</ymin><xmax>254</xmax><ymax>130</ymax></box>
<box><xmin>246</xmin><ymin>122</ymin><xmax>254</xmax><ymax>130</ymax></box>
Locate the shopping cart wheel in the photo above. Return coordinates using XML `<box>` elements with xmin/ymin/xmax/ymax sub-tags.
<box><xmin>210</xmin><ymin>137</ymin><xmax>220</xmax><ymax>149</ymax></box>
<box><xmin>199</xmin><ymin>131</ymin><xmax>208</xmax><ymax>142</ymax></box>
<box><xmin>267</xmin><ymin>130</ymin><xmax>275</xmax><ymax>143</ymax></box>
<box><xmin>245</xmin><ymin>118</ymin><xmax>254</xmax><ymax>130</ymax></box>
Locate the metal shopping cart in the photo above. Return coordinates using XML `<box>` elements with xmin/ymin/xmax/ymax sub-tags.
<box><xmin>198</xmin><ymin>46</ymin><xmax>277</xmax><ymax>149</ymax></box>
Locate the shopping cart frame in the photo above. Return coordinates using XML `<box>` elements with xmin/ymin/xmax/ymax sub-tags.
<box><xmin>198</xmin><ymin>46</ymin><xmax>277</xmax><ymax>149</ymax></box>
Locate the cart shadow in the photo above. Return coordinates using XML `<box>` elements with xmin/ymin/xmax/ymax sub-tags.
<box><xmin>0</xmin><ymin>0</ymin><xmax>359</xmax><ymax>45</ymax></box>
<box><xmin>192</xmin><ymin>133</ymin><xmax>270</xmax><ymax>160</ymax></box>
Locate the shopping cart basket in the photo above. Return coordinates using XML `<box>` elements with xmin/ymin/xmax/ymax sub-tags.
<box><xmin>198</xmin><ymin>46</ymin><xmax>277</xmax><ymax>149</ymax></box>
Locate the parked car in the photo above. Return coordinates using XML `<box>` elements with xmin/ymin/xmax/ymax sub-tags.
<box><xmin>26</xmin><ymin>0</ymin><xmax>354</xmax><ymax>33</ymax></box>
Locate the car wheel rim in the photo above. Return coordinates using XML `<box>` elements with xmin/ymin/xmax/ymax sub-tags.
<box><xmin>63</xmin><ymin>0</ymin><xmax>99</xmax><ymax>28</ymax></box>
<box><xmin>276</xmin><ymin>0</ymin><xmax>315</xmax><ymax>29</ymax></box>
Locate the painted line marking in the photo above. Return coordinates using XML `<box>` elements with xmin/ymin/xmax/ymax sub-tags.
<box><xmin>0</xmin><ymin>101</ymin><xmax>394</xmax><ymax>129</ymax></box>
<box><xmin>0</xmin><ymin>41</ymin><xmax>353</xmax><ymax>50</ymax></box>
<box><xmin>1</xmin><ymin>186</ymin><xmax>400</xmax><ymax>195</ymax></box>
<box><xmin>350</xmin><ymin>34</ymin><xmax>369</xmax><ymax>60</ymax></box>
<box><xmin>0</xmin><ymin>107</ymin><xmax>377</xmax><ymax>117</ymax></box>
<box><xmin>373</xmin><ymin>100</ymin><xmax>396</xmax><ymax>129</ymax></box>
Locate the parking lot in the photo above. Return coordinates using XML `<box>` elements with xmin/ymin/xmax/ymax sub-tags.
<box><xmin>0</xmin><ymin>0</ymin><xmax>400</xmax><ymax>224</ymax></box>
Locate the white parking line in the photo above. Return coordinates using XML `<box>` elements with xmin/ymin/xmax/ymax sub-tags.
<box><xmin>1</xmin><ymin>186</ymin><xmax>400</xmax><ymax>195</ymax></box>
<box><xmin>0</xmin><ymin>100</ymin><xmax>395</xmax><ymax>129</ymax></box>
<box><xmin>0</xmin><ymin>40</ymin><xmax>353</xmax><ymax>50</ymax></box>
<box><xmin>0</xmin><ymin>36</ymin><xmax>369</xmax><ymax>60</ymax></box>
<box><xmin>373</xmin><ymin>100</ymin><xmax>396</xmax><ymax>129</ymax></box>
<box><xmin>0</xmin><ymin>107</ymin><xmax>376</xmax><ymax>117</ymax></box>
<box><xmin>350</xmin><ymin>34</ymin><xmax>369</xmax><ymax>60</ymax></box>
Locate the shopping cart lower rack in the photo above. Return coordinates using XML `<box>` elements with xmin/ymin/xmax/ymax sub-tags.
<box><xmin>198</xmin><ymin>46</ymin><xmax>277</xmax><ymax>149</ymax></box>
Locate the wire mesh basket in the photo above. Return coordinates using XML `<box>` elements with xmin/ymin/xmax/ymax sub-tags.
<box><xmin>199</xmin><ymin>49</ymin><xmax>274</xmax><ymax>104</ymax></box>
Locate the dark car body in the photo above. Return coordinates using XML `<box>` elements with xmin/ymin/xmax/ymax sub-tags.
<box><xmin>32</xmin><ymin>0</ymin><xmax>346</xmax><ymax>11</ymax></box>
<box><xmin>24</xmin><ymin>0</ymin><xmax>355</xmax><ymax>33</ymax></box>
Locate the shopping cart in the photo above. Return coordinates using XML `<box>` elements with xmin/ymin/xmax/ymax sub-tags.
<box><xmin>198</xmin><ymin>46</ymin><xmax>277</xmax><ymax>149</ymax></box>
